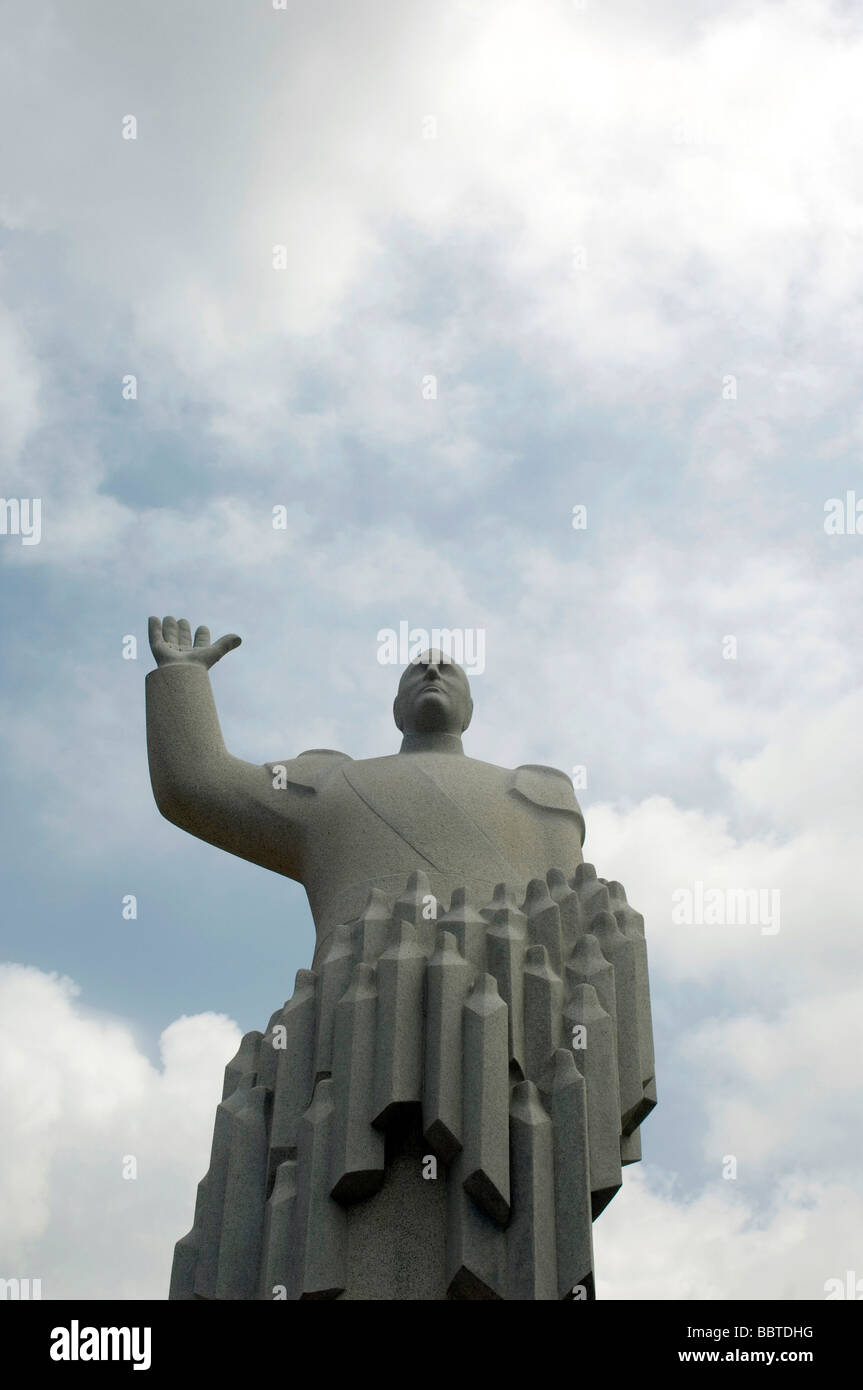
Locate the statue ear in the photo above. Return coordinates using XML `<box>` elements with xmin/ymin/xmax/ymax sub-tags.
<box><xmin>393</xmin><ymin>696</ymin><xmax>404</xmax><ymax>732</ymax></box>
<box><xmin>461</xmin><ymin>698</ymin><xmax>473</xmax><ymax>733</ymax></box>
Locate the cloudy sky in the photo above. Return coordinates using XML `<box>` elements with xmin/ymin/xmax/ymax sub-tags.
<box><xmin>1</xmin><ymin>0</ymin><xmax>862</xmax><ymax>1300</ymax></box>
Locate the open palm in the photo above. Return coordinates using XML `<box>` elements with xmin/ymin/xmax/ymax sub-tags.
<box><xmin>148</xmin><ymin>616</ymin><xmax>241</xmax><ymax>669</ymax></box>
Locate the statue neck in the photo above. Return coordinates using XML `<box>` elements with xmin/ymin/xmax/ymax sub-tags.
<box><xmin>399</xmin><ymin>731</ymin><xmax>465</xmax><ymax>755</ymax></box>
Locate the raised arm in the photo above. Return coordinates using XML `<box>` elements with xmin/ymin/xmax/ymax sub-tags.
<box><xmin>145</xmin><ymin>616</ymin><xmax>305</xmax><ymax>879</ymax></box>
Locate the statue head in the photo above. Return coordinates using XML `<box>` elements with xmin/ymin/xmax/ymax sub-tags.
<box><xmin>393</xmin><ymin>649</ymin><xmax>473</xmax><ymax>737</ymax></box>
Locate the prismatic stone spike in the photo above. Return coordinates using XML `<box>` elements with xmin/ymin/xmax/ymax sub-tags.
<box><xmin>169</xmin><ymin>1232</ymin><xmax>198</xmax><ymax>1301</ymax></box>
<box><xmin>523</xmin><ymin>943</ymin><xmax>563</xmax><ymax>1081</ymax></box>
<box><xmin>222</xmin><ymin>1030</ymin><xmax>262</xmax><ymax>1100</ymax></box>
<box><xmin>577</xmin><ymin>874</ymin><xmax>611</xmax><ymax>926</ymax></box>
<box><xmin>259</xmin><ymin>1158</ymin><xmax>297</xmax><ymax>1300</ymax></box>
<box><xmin>169</xmin><ymin>1178</ymin><xmax>208</xmax><ymax>1300</ymax></box>
<box><xmin>605</xmin><ymin>880</ymin><xmax>627</xmax><ymax>907</ymax></box>
<box><xmin>482</xmin><ymin>883</ymin><xmax>527</xmax><ymax>1078</ymax></box>
<box><xmin>608</xmin><ymin>881</ymin><xmax>657</xmax><ymax>1112</ymax></box>
<box><xmin>313</xmin><ymin>924</ymin><xmax>354</xmax><ymax>1081</ymax></box>
<box><xmin>462</xmin><ymin>973</ymin><xmax>510</xmax><ymax>1226</ymax></box>
<box><xmin>522</xmin><ymin>878</ymin><xmax>564</xmax><ymax>978</ymax></box>
<box><xmin>621</xmin><ymin>1128</ymin><xmax>642</xmax><ymax>1166</ymax></box>
<box><xmin>538</xmin><ymin>1049</ymin><xmax>594</xmax><ymax>1300</ymax></box>
<box><xmin>547</xmin><ymin>867</ymin><xmax>584</xmax><ymax>953</ymax></box>
<box><xmin>348</xmin><ymin>887</ymin><xmax>392</xmax><ymax>964</ymax></box>
<box><xmin>288</xmin><ymin>1078</ymin><xmax>347</xmax><ymax>1299</ymax></box>
<box><xmin>480</xmin><ymin>880</ymin><xmax>523</xmax><ymax>926</ymax></box>
<box><xmin>372</xmin><ymin>920</ymin><xmax>427</xmax><ymax>1127</ymax></box>
<box><xmin>394</xmin><ymin>869</ymin><xmax>437</xmax><ymax>953</ymax></box>
<box><xmin>424</xmin><ymin>929</ymin><xmax>472</xmax><ymax>1163</ymax></box>
<box><xmin>268</xmin><ymin>969</ymin><xmax>317</xmax><ymax>1189</ymax></box>
<box><xmin>506</xmin><ymin>1081</ymin><xmax>558</xmax><ymax>1301</ymax></box>
<box><xmin>565</xmin><ymin>983</ymin><xmax>622</xmax><ymax>1218</ymax></box>
<box><xmin>446</xmin><ymin>1149</ymin><xmax>507</xmax><ymax>1300</ymax></box>
<box><xmin>438</xmin><ymin>886</ymin><xmax>487</xmax><ymax>979</ymax></box>
<box><xmin>193</xmin><ymin>1080</ymin><xmax>256</xmax><ymax>1300</ymax></box>
<box><xmin>573</xmin><ymin>862</ymin><xmax>597</xmax><ymax>889</ymax></box>
<box><xmin>567</xmin><ymin>935</ymin><xmax>618</xmax><ymax>1049</ymax></box>
<box><xmin>329</xmin><ymin>962</ymin><xmax>385</xmax><ymax>1204</ymax></box>
<box><xmin>257</xmin><ymin>1005</ymin><xmax>286</xmax><ymax>1094</ymax></box>
<box><xmin>215</xmin><ymin>1082</ymin><xmax>270</xmax><ymax>1300</ymax></box>
<box><xmin>590</xmin><ymin>908</ymin><xmax>644</xmax><ymax>1133</ymax></box>
<box><xmin>394</xmin><ymin>868</ymin><xmax>432</xmax><ymax>923</ymax></box>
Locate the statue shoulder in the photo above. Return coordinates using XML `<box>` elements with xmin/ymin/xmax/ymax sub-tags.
<box><xmin>510</xmin><ymin>764</ymin><xmax>585</xmax><ymax>836</ymax></box>
<box><xmin>297</xmin><ymin>748</ymin><xmax>352</xmax><ymax>762</ymax></box>
<box><xmin>265</xmin><ymin>749</ymin><xmax>352</xmax><ymax>792</ymax></box>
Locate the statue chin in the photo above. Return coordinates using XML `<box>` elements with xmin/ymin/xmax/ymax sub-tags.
<box><xmin>409</xmin><ymin>696</ymin><xmax>459</xmax><ymax>735</ymax></box>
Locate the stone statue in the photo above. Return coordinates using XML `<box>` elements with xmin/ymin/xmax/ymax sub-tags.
<box><xmin>146</xmin><ymin>616</ymin><xmax>656</xmax><ymax>1300</ymax></box>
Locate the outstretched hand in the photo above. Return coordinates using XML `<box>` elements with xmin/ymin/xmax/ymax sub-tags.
<box><xmin>148</xmin><ymin>616</ymin><xmax>242</xmax><ymax>670</ymax></box>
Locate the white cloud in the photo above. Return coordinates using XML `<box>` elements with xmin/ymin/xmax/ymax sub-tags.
<box><xmin>0</xmin><ymin>964</ymin><xmax>240</xmax><ymax>1297</ymax></box>
<box><xmin>0</xmin><ymin>297</ymin><xmax>40</xmax><ymax>464</ymax></box>
<box><xmin>4</xmin><ymin>0</ymin><xmax>863</xmax><ymax>463</ymax></box>
<box><xmin>682</xmin><ymin>986</ymin><xmax>863</xmax><ymax>1173</ymax></box>
<box><xmin>597</xmin><ymin>1168</ymin><xmax>863</xmax><ymax>1300</ymax></box>
<box><xmin>721</xmin><ymin>688</ymin><xmax>863</xmax><ymax>833</ymax></box>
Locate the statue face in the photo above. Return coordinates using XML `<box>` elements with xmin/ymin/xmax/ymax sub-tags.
<box><xmin>394</xmin><ymin>650</ymin><xmax>473</xmax><ymax>736</ymax></box>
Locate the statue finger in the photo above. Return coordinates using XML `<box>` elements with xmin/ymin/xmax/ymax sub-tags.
<box><xmin>177</xmin><ymin>618</ymin><xmax>193</xmax><ymax>650</ymax></box>
<box><xmin>193</xmin><ymin>625</ymin><xmax>211</xmax><ymax>649</ymax></box>
<box><xmin>147</xmin><ymin>616</ymin><xmax>163</xmax><ymax>652</ymax></box>
<box><xmin>206</xmin><ymin>633</ymin><xmax>242</xmax><ymax>666</ymax></box>
<box><xmin>162</xmin><ymin>615</ymin><xmax>179</xmax><ymax>647</ymax></box>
